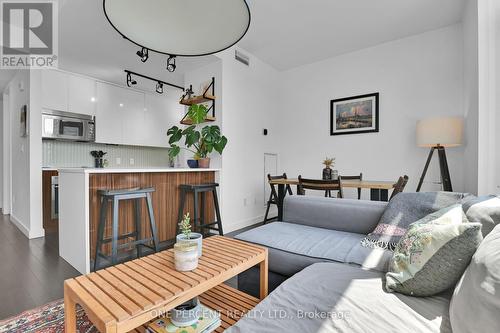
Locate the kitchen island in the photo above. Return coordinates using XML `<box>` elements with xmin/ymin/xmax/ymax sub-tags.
<box><xmin>58</xmin><ymin>168</ymin><xmax>219</xmax><ymax>273</ymax></box>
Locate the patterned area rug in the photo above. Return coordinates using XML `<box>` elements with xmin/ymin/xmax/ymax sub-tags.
<box><xmin>0</xmin><ymin>299</ymin><xmax>97</xmax><ymax>333</ymax></box>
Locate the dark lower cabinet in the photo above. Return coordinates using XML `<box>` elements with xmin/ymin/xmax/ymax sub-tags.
<box><xmin>42</xmin><ymin>170</ymin><xmax>58</xmax><ymax>232</ymax></box>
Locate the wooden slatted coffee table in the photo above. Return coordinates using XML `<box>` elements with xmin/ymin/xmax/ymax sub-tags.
<box><xmin>64</xmin><ymin>236</ymin><xmax>268</xmax><ymax>333</ymax></box>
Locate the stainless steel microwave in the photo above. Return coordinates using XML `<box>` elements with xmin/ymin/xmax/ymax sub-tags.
<box><xmin>42</xmin><ymin>110</ymin><xmax>95</xmax><ymax>142</ymax></box>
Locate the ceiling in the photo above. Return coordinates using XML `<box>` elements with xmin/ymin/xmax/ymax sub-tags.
<box><xmin>239</xmin><ymin>0</ymin><xmax>467</xmax><ymax>70</ymax></box>
<box><xmin>0</xmin><ymin>0</ymin><xmax>468</xmax><ymax>93</ymax></box>
<box><xmin>57</xmin><ymin>0</ymin><xmax>217</xmax><ymax>91</ymax></box>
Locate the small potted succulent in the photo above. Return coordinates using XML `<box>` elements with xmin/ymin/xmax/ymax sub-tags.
<box><xmin>176</xmin><ymin>213</ymin><xmax>203</xmax><ymax>257</ymax></box>
<box><xmin>90</xmin><ymin>150</ymin><xmax>107</xmax><ymax>168</ymax></box>
<box><xmin>322</xmin><ymin>157</ymin><xmax>335</xmax><ymax>180</ymax></box>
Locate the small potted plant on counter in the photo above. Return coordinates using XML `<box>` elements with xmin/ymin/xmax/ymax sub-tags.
<box><xmin>176</xmin><ymin>213</ymin><xmax>203</xmax><ymax>257</ymax></box>
<box><xmin>90</xmin><ymin>150</ymin><xmax>107</xmax><ymax>168</ymax></box>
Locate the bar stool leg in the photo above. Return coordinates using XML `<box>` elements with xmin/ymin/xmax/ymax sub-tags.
<box><xmin>94</xmin><ymin>198</ymin><xmax>108</xmax><ymax>272</ymax></box>
<box><xmin>200</xmin><ymin>191</ymin><xmax>206</xmax><ymax>236</ymax></box>
<box><xmin>212</xmin><ymin>188</ymin><xmax>224</xmax><ymax>236</ymax></box>
<box><xmin>177</xmin><ymin>188</ymin><xmax>186</xmax><ymax>235</ymax></box>
<box><xmin>134</xmin><ymin>198</ymin><xmax>142</xmax><ymax>258</ymax></box>
<box><xmin>193</xmin><ymin>189</ymin><xmax>199</xmax><ymax>234</ymax></box>
<box><xmin>111</xmin><ymin>198</ymin><xmax>119</xmax><ymax>265</ymax></box>
<box><xmin>146</xmin><ymin>192</ymin><xmax>159</xmax><ymax>252</ymax></box>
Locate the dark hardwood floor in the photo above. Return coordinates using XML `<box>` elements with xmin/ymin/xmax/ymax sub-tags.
<box><xmin>0</xmin><ymin>214</ymin><xmax>80</xmax><ymax>320</ymax></box>
<box><xmin>0</xmin><ymin>212</ymin><xmax>262</xmax><ymax>320</ymax></box>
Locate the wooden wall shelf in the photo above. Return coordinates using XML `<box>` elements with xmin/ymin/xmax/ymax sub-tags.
<box><xmin>180</xmin><ymin>77</ymin><xmax>216</xmax><ymax>125</ymax></box>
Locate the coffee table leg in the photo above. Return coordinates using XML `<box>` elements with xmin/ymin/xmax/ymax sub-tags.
<box><xmin>259</xmin><ymin>254</ymin><xmax>268</xmax><ymax>300</ymax></box>
<box><xmin>64</xmin><ymin>285</ymin><xmax>77</xmax><ymax>333</ymax></box>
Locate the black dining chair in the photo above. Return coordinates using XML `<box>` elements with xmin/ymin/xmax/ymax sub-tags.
<box><xmin>390</xmin><ymin>175</ymin><xmax>409</xmax><ymax>200</ymax></box>
<box><xmin>341</xmin><ymin>173</ymin><xmax>363</xmax><ymax>199</ymax></box>
<box><xmin>298</xmin><ymin>175</ymin><xmax>344</xmax><ymax>199</ymax></box>
<box><xmin>263</xmin><ymin>173</ymin><xmax>293</xmax><ymax>224</ymax></box>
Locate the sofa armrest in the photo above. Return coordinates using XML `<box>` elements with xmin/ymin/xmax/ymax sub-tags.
<box><xmin>283</xmin><ymin>196</ymin><xmax>387</xmax><ymax>234</ymax></box>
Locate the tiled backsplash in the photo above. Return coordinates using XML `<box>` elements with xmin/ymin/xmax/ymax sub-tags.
<box><xmin>42</xmin><ymin>140</ymin><xmax>172</xmax><ymax>168</ymax></box>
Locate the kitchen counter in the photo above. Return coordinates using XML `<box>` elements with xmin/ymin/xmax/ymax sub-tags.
<box><xmin>58</xmin><ymin>168</ymin><xmax>219</xmax><ymax>273</ymax></box>
<box><xmin>58</xmin><ymin>167</ymin><xmax>220</xmax><ymax>174</ymax></box>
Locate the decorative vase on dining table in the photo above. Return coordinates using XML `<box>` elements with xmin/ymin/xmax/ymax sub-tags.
<box><xmin>322</xmin><ymin>167</ymin><xmax>332</xmax><ymax>180</ymax></box>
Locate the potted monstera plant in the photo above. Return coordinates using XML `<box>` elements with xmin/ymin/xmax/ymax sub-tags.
<box><xmin>167</xmin><ymin>105</ymin><xmax>227</xmax><ymax>168</ymax></box>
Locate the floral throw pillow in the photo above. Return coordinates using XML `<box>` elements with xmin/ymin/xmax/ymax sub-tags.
<box><xmin>385</xmin><ymin>205</ymin><xmax>483</xmax><ymax>296</ymax></box>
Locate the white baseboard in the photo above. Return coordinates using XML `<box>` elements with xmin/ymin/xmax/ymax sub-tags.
<box><xmin>10</xmin><ymin>215</ymin><xmax>30</xmax><ymax>238</ymax></box>
<box><xmin>10</xmin><ymin>215</ymin><xmax>45</xmax><ymax>239</ymax></box>
<box><xmin>223</xmin><ymin>208</ymin><xmax>277</xmax><ymax>234</ymax></box>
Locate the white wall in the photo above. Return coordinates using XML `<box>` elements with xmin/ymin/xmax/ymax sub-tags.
<box><xmin>216</xmin><ymin>48</ymin><xmax>281</xmax><ymax>232</ymax></box>
<box><xmin>2</xmin><ymin>88</ymin><xmax>11</xmax><ymax>215</ymax></box>
<box><xmin>0</xmin><ymin>99</ymin><xmax>3</xmax><ymax>210</ymax></box>
<box><xmin>6</xmin><ymin>70</ymin><xmax>38</xmax><ymax>236</ymax></box>
<box><xmin>276</xmin><ymin>25</ymin><xmax>465</xmax><ymax>198</ymax></box>
<box><xmin>476</xmin><ymin>0</ymin><xmax>500</xmax><ymax>195</ymax></box>
<box><xmin>462</xmin><ymin>0</ymin><xmax>479</xmax><ymax>195</ymax></box>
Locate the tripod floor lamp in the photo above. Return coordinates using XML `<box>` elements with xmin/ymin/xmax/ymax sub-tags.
<box><xmin>416</xmin><ymin>117</ymin><xmax>464</xmax><ymax>192</ymax></box>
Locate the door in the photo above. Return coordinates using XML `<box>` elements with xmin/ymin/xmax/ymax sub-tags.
<box><xmin>264</xmin><ymin>153</ymin><xmax>278</xmax><ymax>206</ymax></box>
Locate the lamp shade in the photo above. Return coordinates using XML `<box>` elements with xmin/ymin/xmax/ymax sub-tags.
<box><xmin>103</xmin><ymin>0</ymin><xmax>251</xmax><ymax>57</ymax></box>
<box><xmin>416</xmin><ymin>117</ymin><xmax>464</xmax><ymax>147</ymax></box>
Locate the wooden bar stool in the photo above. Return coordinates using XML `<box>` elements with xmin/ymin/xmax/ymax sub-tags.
<box><xmin>94</xmin><ymin>187</ymin><xmax>159</xmax><ymax>271</ymax></box>
<box><xmin>177</xmin><ymin>183</ymin><xmax>223</xmax><ymax>237</ymax></box>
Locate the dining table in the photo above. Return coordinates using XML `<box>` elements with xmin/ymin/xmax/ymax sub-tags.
<box><xmin>269</xmin><ymin>178</ymin><xmax>396</xmax><ymax>221</ymax></box>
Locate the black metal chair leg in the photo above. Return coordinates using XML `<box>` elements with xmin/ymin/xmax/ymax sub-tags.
<box><xmin>134</xmin><ymin>198</ymin><xmax>142</xmax><ymax>258</ymax></box>
<box><xmin>263</xmin><ymin>201</ymin><xmax>272</xmax><ymax>224</ymax></box>
<box><xmin>94</xmin><ymin>198</ymin><xmax>108</xmax><ymax>272</ymax></box>
<box><xmin>193</xmin><ymin>190</ymin><xmax>199</xmax><ymax>234</ymax></box>
<box><xmin>212</xmin><ymin>189</ymin><xmax>223</xmax><ymax>236</ymax></box>
<box><xmin>146</xmin><ymin>193</ymin><xmax>159</xmax><ymax>252</ymax></box>
<box><xmin>111</xmin><ymin>198</ymin><xmax>119</xmax><ymax>265</ymax></box>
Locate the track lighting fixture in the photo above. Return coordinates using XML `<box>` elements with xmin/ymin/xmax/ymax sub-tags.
<box><xmin>156</xmin><ymin>81</ymin><xmax>164</xmax><ymax>94</ymax></box>
<box><xmin>126</xmin><ymin>72</ymin><xmax>137</xmax><ymax>87</ymax></box>
<box><xmin>136</xmin><ymin>47</ymin><xmax>149</xmax><ymax>62</ymax></box>
<box><xmin>124</xmin><ymin>70</ymin><xmax>184</xmax><ymax>94</ymax></box>
<box><xmin>166</xmin><ymin>55</ymin><xmax>176</xmax><ymax>72</ymax></box>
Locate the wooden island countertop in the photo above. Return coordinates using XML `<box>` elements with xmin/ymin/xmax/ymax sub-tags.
<box><xmin>58</xmin><ymin>168</ymin><xmax>219</xmax><ymax>274</ymax></box>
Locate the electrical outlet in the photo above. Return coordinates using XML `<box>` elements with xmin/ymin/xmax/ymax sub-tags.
<box><xmin>116</xmin><ymin>157</ymin><xmax>121</xmax><ymax>165</ymax></box>
<box><xmin>129</xmin><ymin>158</ymin><xmax>135</xmax><ymax>165</ymax></box>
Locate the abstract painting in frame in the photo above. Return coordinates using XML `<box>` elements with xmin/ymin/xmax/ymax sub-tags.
<box><xmin>330</xmin><ymin>93</ymin><xmax>379</xmax><ymax>136</ymax></box>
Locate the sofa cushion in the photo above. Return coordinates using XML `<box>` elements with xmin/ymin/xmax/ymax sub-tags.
<box><xmin>235</xmin><ymin>222</ymin><xmax>392</xmax><ymax>276</ymax></box>
<box><xmin>283</xmin><ymin>196</ymin><xmax>387</xmax><ymax>234</ymax></box>
<box><xmin>462</xmin><ymin>195</ymin><xmax>500</xmax><ymax>237</ymax></box>
<box><xmin>450</xmin><ymin>224</ymin><xmax>500</xmax><ymax>333</ymax></box>
<box><xmin>386</xmin><ymin>205</ymin><xmax>483</xmax><ymax>296</ymax></box>
<box><xmin>362</xmin><ymin>192</ymin><xmax>470</xmax><ymax>250</ymax></box>
<box><xmin>227</xmin><ymin>262</ymin><xmax>452</xmax><ymax>333</ymax></box>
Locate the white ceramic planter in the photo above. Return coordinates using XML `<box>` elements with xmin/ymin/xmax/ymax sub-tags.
<box><xmin>176</xmin><ymin>233</ymin><xmax>203</xmax><ymax>257</ymax></box>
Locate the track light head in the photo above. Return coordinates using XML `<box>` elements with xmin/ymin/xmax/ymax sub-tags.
<box><xmin>166</xmin><ymin>55</ymin><xmax>176</xmax><ymax>72</ymax></box>
<box><xmin>156</xmin><ymin>81</ymin><xmax>164</xmax><ymax>94</ymax></box>
<box><xmin>126</xmin><ymin>72</ymin><xmax>137</xmax><ymax>87</ymax></box>
<box><xmin>136</xmin><ymin>47</ymin><xmax>149</xmax><ymax>62</ymax></box>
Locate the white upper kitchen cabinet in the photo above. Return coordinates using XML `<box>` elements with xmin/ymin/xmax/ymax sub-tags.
<box><xmin>95</xmin><ymin>82</ymin><xmax>145</xmax><ymax>145</ymax></box>
<box><xmin>121</xmin><ymin>89</ymin><xmax>147</xmax><ymax>146</ymax></box>
<box><xmin>41</xmin><ymin>69</ymin><xmax>68</xmax><ymax>112</ymax></box>
<box><xmin>68</xmin><ymin>75</ymin><xmax>96</xmax><ymax>116</ymax></box>
<box><xmin>95</xmin><ymin>82</ymin><xmax>125</xmax><ymax>144</ymax></box>
<box><xmin>144</xmin><ymin>92</ymin><xmax>183</xmax><ymax>147</ymax></box>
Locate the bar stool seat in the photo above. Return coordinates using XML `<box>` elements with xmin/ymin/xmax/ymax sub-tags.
<box><xmin>178</xmin><ymin>183</ymin><xmax>223</xmax><ymax>237</ymax></box>
<box><xmin>94</xmin><ymin>187</ymin><xmax>159</xmax><ymax>271</ymax></box>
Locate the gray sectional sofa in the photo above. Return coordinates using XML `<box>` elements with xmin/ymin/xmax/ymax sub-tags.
<box><xmin>229</xmin><ymin>194</ymin><xmax>500</xmax><ymax>333</ymax></box>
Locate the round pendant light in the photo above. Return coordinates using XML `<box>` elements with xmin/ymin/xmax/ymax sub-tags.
<box><xmin>103</xmin><ymin>0</ymin><xmax>251</xmax><ymax>57</ymax></box>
